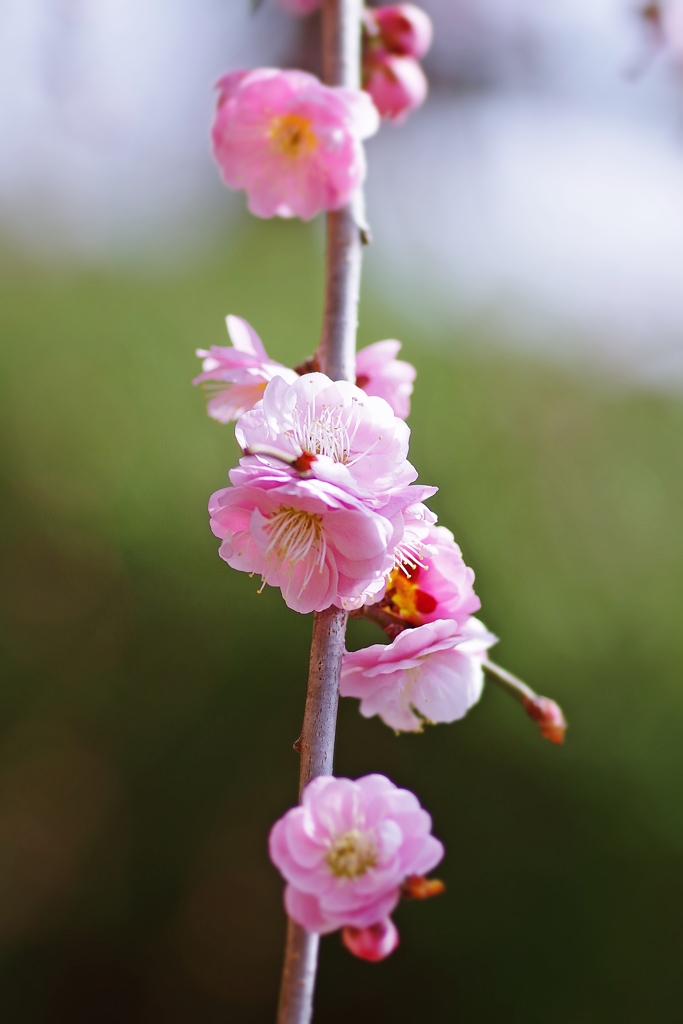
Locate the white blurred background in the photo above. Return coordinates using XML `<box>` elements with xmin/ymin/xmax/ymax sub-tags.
<box><xmin>2</xmin><ymin>0</ymin><xmax>683</xmax><ymax>383</ymax></box>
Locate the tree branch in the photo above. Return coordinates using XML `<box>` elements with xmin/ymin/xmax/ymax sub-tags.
<box><xmin>277</xmin><ymin>3</ymin><xmax>364</xmax><ymax>1022</ymax></box>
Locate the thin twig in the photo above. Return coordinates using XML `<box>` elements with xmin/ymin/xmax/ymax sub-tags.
<box><xmin>482</xmin><ymin>658</ymin><xmax>537</xmax><ymax>705</ymax></box>
<box><xmin>277</xmin><ymin>3</ymin><xmax>364</xmax><ymax>1021</ymax></box>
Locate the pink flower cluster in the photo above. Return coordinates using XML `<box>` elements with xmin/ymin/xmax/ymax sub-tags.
<box><xmin>196</xmin><ymin>2</ymin><xmax>567</xmax><ymax>977</ymax></box>
<box><xmin>209</xmin><ymin>8</ymin><xmax>432</xmax><ymax>219</ymax></box>
<box><xmin>209</xmin><ymin>371</ymin><xmax>434</xmax><ymax>614</ymax></box>
<box><xmin>197</xmin><ymin>314</ymin><xmax>496</xmax><ymax>727</ymax></box>
<box><xmin>269</xmin><ymin>774</ymin><xmax>443</xmax><ymax>959</ymax></box>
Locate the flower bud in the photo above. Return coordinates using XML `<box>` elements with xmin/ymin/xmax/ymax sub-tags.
<box><xmin>402</xmin><ymin>874</ymin><xmax>445</xmax><ymax>900</ymax></box>
<box><xmin>341</xmin><ymin>918</ymin><xmax>400</xmax><ymax>962</ymax></box>
<box><xmin>366</xmin><ymin>4</ymin><xmax>433</xmax><ymax>59</ymax></box>
<box><xmin>523</xmin><ymin>696</ymin><xmax>567</xmax><ymax>745</ymax></box>
<box><xmin>363</xmin><ymin>51</ymin><xmax>428</xmax><ymax>124</ymax></box>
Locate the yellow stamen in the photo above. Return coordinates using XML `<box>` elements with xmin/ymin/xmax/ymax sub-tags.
<box><xmin>327</xmin><ymin>829</ymin><xmax>378</xmax><ymax>879</ymax></box>
<box><xmin>268</xmin><ymin>114</ymin><xmax>318</xmax><ymax>159</ymax></box>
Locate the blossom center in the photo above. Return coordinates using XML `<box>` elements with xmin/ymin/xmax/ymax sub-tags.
<box><xmin>383</xmin><ymin>565</ymin><xmax>437</xmax><ymax>624</ymax></box>
<box><xmin>290</xmin><ymin>404</ymin><xmax>352</xmax><ymax>463</ymax></box>
<box><xmin>268</xmin><ymin>114</ymin><xmax>318</xmax><ymax>159</ymax></box>
<box><xmin>264</xmin><ymin>506</ymin><xmax>325</xmax><ymax>567</ymax></box>
<box><xmin>327</xmin><ymin>829</ymin><xmax>378</xmax><ymax>879</ymax></box>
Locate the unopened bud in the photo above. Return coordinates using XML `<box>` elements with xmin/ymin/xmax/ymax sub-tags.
<box><xmin>366</xmin><ymin>4</ymin><xmax>433</xmax><ymax>59</ymax></box>
<box><xmin>363</xmin><ymin>51</ymin><xmax>428</xmax><ymax>124</ymax></box>
<box><xmin>341</xmin><ymin>918</ymin><xmax>400</xmax><ymax>962</ymax></box>
<box><xmin>523</xmin><ymin>696</ymin><xmax>567</xmax><ymax>745</ymax></box>
<box><xmin>402</xmin><ymin>874</ymin><xmax>445</xmax><ymax>900</ymax></box>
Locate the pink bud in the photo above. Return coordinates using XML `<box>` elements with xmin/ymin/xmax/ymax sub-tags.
<box><xmin>363</xmin><ymin>51</ymin><xmax>428</xmax><ymax>124</ymax></box>
<box><xmin>366</xmin><ymin>4</ymin><xmax>433</xmax><ymax>59</ymax></box>
<box><xmin>523</xmin><ymin>696</ymin><xmax>567</xmax><ymax>745</ymax></box>
<box><xmin>342</xmin><ymin>918</ymin><xmax>400</xmax><ymax>962</ymax></box>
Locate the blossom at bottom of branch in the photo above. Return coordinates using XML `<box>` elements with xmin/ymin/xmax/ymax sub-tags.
<box><xmin>269</xmin><ymin>774</ymin><xmax>443</xmax><ymax>959</ymax></box>
<box><xmin>340</xmin><ymin>617</ymin><xmax>497</xmax><ymax>732</ymax></box>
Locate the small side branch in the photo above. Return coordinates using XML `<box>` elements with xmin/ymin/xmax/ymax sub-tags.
<box><xmin>483</xmin><ymin>659</ymin><xmax>567</xmax><ymax>744</ymax></box>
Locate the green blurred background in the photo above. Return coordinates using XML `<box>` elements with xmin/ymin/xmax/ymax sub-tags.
<box><xmin>1</xmin><ymin>217</ymin><xmax>682</xmax><ymax>1023</ymax></box>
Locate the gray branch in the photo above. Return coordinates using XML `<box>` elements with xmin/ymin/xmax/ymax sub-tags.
<box><xmin>277</xmin><ymin>3</ymin><xmax>364</xmax><ymax>1022</ymax></box>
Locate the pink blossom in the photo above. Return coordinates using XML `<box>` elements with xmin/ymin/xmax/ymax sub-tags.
<box><xmin>362</xmin><ymin>50</ymin><xmax>428</xmax><ymax>124</ymax></box>
<box><xmin>366</xmin><ymin>4</ymin><xmax>433</xmax><ymax>59</ymax></box>
<box><xmin>373</xmin><ymin>523</ymin><xmax>481</xmax><ymax>629</ymax></box>
<box><xmin>268</xmin><ymin>774</ymin><xmax>443</xmax><ymax>941</ymax></box>
<box><xmin>208</xmin><ymin>473</ymin><xmax>435</xmax><ymax>614</ymax></box>
<box><xmin>194</xmin><ymin>315</ymin><xmax>297</xmax><ymax>423</ymax></box>
<box><xmin>355</xmin><ymin>340</ymin><xmax>416</xmax><ymax>419</ymax></box>
<box><xmin>341</xmin><ymin>918</ymin><xmax>399</xmax><ymax>961</ymax></box>
<box><xmin>276</xmin><ymin>0</ymin><xmax>321</xmax><ymax>13</ymax></box>
<box><xmin>211</xmin><ymin>68</ymin><xmax>379</xmax><ymax>220</ymax></box>
<box><xmin>340</xmin><ymin>617</ymin><xmax>498</xmax><ymax>732</ymax></box>
<box><xmin>235</xmin><ymin>372</ymin><xmax>418</xmax><ymax>499</ymax></box>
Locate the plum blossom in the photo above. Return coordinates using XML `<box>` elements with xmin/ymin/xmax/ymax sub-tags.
<box><xmin>211</xmin><ymin>69</ymin><xmax>379</xmax><ymax>220</ymax></box>
<box><xmin>373</xmin><ymin>523</ymin><xmax>481</xmax><ymax>629</ymax></box>
<box><xmin>362</xmin><ymin>50</ymin><xmax>428</xmax><ymax>123</ymax></box>
<box><xmin>235</xmin><ymin>372</ymin><xmax>419</xmax><ymax>499</ymax></box>
<box><xmin>340</xmin><ymin>617</ymin><xmax>497</xmax><ymax>732</ymax></box>
<box><xmin>194</xmin><ymin>316</ymin><xmax>297</xmax><ymax>423</ymax></box>
<box><xmin>365</xmin><ymin>4</ymin><xmax>434</xmax><ymax>59</ymax></box>
<box><xmin>209</xmin><ymin>459</ymin><xmax>436</xmax><ymax>614</ymax></box>
<box><xmin>355</xmin><ymin>340</ymin><xmax>416</xmax><ymax>419</ymax></box>
<box><xmin>269</xmin><ymin>773</ymin><xmax>443</xmax><ymax>956</ymax></box>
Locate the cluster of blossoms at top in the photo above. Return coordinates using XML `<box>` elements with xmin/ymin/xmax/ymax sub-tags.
<box><xmin>274</xmin><ymin>0</ymin><xmax>433</xmax><ymax>123</ymax></box>
<box><xmin>210</xmin><ymin>5</ymin><xmax>432</xmax><ymax>219</ymax></box>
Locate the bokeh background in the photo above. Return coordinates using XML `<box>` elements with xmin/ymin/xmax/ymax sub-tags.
<box><xmin>1</xmin><ymin>1</ymin><xmax>683</xmax><ymax>1022</ymax></box>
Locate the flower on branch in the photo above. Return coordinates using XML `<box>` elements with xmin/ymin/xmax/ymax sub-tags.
<box><xmin>194</xmin><ymin>315</ymin><xmax>297</xmax><ymax>423</ymax></box>
<box><xmin>234</xmin><ymin>372</ymin><xmax>419</xmax><ymax>499</ymax></box>
<box><xmin>195</xmin><ymin>320</ymin><xmax>418</xmax><ymax>424</ymax></box>
<box><xmin>209</xmin><ymin>475</ymin><xmax>402</xmax><ymax>614</ymax></box>
<box><xmin>269</xmin><ymin>773</ymin><xmax>444</xmax><ymax>960</ymax></box>
<box><xmin>340</xmin><ymin>617</ymin><xmax>497</xmax><ymax>732</ymax></box>
<box><xmin>369</xmin><ymin>522</ymin><xmax>481</xmax><ymax>629</ymax></box>
<box><xmin>211</xmin><ymin>68</ymin><xmax>379</xmax><ymax>220</ymax></box>
<box><xmin>354</xmin><ymin>339</ymin><xmax>416</xmax><ymax>419</ymax></box>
